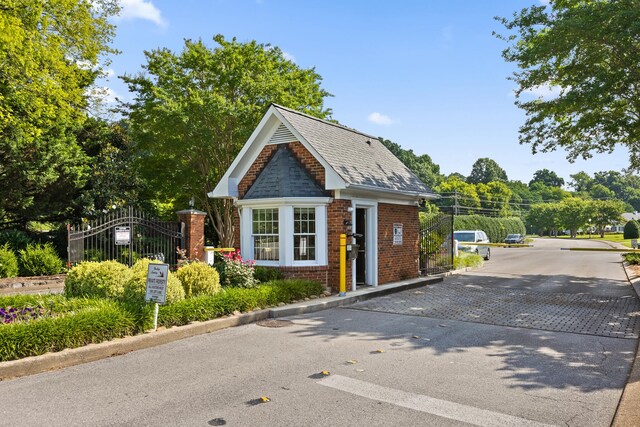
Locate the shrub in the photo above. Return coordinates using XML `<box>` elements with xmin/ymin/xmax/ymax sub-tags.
<box><xmin>18</xmin><ymin>243</ymin><xmax>64</xmax><ymax>276</ymax></box>
<box><xmin>175</xmin><ymin>262</ymin><xmax>221</xmax><ymax>297</ymax></box>
<box><xmin>64</xmin><ymin>261</ymin><xmax>131</xmax><ymax>299</ymax></box>
<box><xmin>0</xmin><ymin>229</ymin><xmax>33</xmax><ymax>251</ymax></box>
<box><xmin>624</xmin><ymin>220</ymin><xmax>640</xmax><ymax>240</ymax></box>
<box><xmin>623</xmin><ymin>252</ymin><xmax>640</xmax><ymax>265</ymax></box>
<box><xmin>158</xmin><ymin>279</ymin><xmax>324</xmax><ymax>327</ymax></box>
<box><xmin>254</xmin><ymin>266</ymin><xmax>285</xmax><ymax>283</ymax></box>
<box><xmin>0</xmin><ymin>244</ymin><xmax>19</xmax><ymax>278</ymax></box>
<box><xmin>0</xmin><ymin>299</ymin><xmax>137</xmax><ymax>361</ymax></box>
<box><xmin>219</xmin><ymin>250</ymin><xmax>258</xmax><ymax>288</ymax></box>
<box><xmin>451</xmin><ymin>215</ymin><xmax>526</xmax><ymax>243</ymax></box>
<box><xmin>123</xmin><ymin>259</ymin><xmax>185</xmax><ymax>304</ymax></box>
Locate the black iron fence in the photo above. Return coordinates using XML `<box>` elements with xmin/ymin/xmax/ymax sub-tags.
<box><xmin>419</xmin><ymin>212</ymin><xmax>454</xmax><ymax>275</ymax></box>
<box><xmin>68</xmin><ymin>207</ymin><xmax>184</xmax><ymax>267</ymax></box>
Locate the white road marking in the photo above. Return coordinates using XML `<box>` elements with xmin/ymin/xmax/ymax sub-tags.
<box><xmin>317</xmin><ymin>375</ymin><xmax>557</xmax><ymax>427</ymax></box>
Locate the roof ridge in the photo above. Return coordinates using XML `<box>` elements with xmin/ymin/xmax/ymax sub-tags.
<box><xmin>271</xmin><ymin>103</ymin><xmax>379</xmax><ymax>140</ymax></box>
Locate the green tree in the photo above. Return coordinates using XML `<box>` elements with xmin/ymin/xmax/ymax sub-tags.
<box><xmin>123</xmin><ymin>36</ymin><xmax>331</xmax><ymax>246</ymax></box>
<box><xmin>0</xmin><ymin>0</ymin><xmax>118</xmax><ymax>224</ymax></box>
<box><xmin>558</xmin><ymin>198</ymin><xmax>589</xmax><ymax>238</ymax></box>
<box><xmin>434</xmin><ymin>176</ymin><xmax>481</xmax><ymax>214</ymax></box>
<box><xmin>588</xmin><ymin>199</ymin><xmax>625</xmax><ymax>238</ymax></box>
<box><xmin>588</xmin><ymin>184</ymin><xmax>616</xmax><ymax>201</ymax></box>
<box><xmin>379</xmin><ymin>138</ymin><xmax>443</xmax><ymax>189</ymax></box>
<box><xmin>497</xmin><ymin>1</ymin><xmax>640</xmax><ymax>168</ymax></box>
<box><xmin>529</xmin><ymin>182</ymin><xmax>571</xmax><ymax>202</ymax></box>
<box><xmin>569</xmin><ymin>171</ymin><xmax>594</xmax><ymax>193</ymax></box>
<box><xmin>529</xmin><ymin>169</ymin><xmax>564</xmax><ymax>188</ymax></box>
<box><xmin>528</xmin><ymin>203</ymin><xmax>562</xmax><ymax>236</ymax></box>
<box><xmin>477</xmin><ymin>181</ymin><xmax>512</xmax><ymax>217</ymax></box>
<box><xmin>467</xmin><ymin>158</ymin><xmax>508</xmax><ymax>184</ymax></box>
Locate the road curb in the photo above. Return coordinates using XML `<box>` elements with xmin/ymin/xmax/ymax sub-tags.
<box><xmin>0</xmin><ymin>276</ymin><xmax>442</xmax><ymax>381</ymax></box>
<box><xmin>612</xmin><ymin>262</ymin><xmax>640</xmax><ymax>427</ymax></box>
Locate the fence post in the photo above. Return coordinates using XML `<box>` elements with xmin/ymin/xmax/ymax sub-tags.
<box><xmin>176</xmin><ymin>209</ymin><xmax>207</xmax><ymax>261</ymax></box>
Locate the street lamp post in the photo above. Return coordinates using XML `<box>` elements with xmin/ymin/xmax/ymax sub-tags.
<box><xmin>588</xmin><ymin>219</ymin><xmax>591</xmax><ymax>239</ymax></box>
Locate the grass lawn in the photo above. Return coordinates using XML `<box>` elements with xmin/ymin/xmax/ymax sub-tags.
<box><xmin>541</xmin><ymin>233</ymin><xmax>632</xmax><ymax>248</ymax></box>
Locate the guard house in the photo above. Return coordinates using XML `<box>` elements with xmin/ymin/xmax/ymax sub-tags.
<box><xmin>210</xmin><ymin>104</ymin><xmax>436</xmax><ymax>291</ymax></box>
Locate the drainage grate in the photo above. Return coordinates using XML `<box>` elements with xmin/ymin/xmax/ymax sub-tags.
<box><xmin>256</xmin><ymin>319</ymin><xmax>294</xmax><ymax>328</ymax></box>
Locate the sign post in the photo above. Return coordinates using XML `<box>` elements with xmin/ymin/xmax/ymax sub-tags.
<box><xmin>145</xmin><ymin>263</ymin><xmax>169</xmax><ymax>331</ymax></box>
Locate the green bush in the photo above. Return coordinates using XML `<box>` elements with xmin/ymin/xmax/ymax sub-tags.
<box><xmin>0</xmin><ymin>299</ymin><xmax>137</xmax><ymax>361</ymax></box>
<box><xmin>64</xmin><ymin>261</ymin><xmax>131</xmax><ymax>299</ymax></box>
<box><xmin>175</xmin><ymin>262</ymin><xmax>221</xmax><ymax>297</ymax></box>
<box><xmin>0</xmin><ymin>229</ymin><xmax>33</xmax><ymax>251</ymax></box>
<box><xmin>623</xmin><ymin>252</ymin><xmax>640</xmax><ymax>265</ymax></box>
<box><xmin>254</xmin><ymin>266</ymin><xmax>285</xmax><ymax>283</ymax></box>
<box><xmin>454</xmin><ymin>252</ymin><xmax>483</xmax><ymax>269</ymax></box>
<box><xmin>18</xmin><ymin>243</ymin><xmax>64</xmax><ymax>276</ymax></box>
<box><xmin>624</xmin><ymin>220</ymin><xmax>640</xmax><ymax>240</ymax></box>
<box><xmin>158</xmin><ymin>279</ymin><xmax>324</xmax><ymax>327</ymax></box>
<box><xmin>0</xmin><ymin>243</ymin><xmax>19</xmax><ymax>278</ymax></box>
<box><xmin>123</xmin><ymin>259</ymin><xmax>185</xmax><ymax>304</ymax></box>
<box><xmin>453</xmin><ymin>215</ymin><xmax>526</xmax><ymax>243</ymax></box>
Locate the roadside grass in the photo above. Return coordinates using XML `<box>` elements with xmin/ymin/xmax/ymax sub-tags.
<box><xmin>454</xmin><ymin>252</ymin><xmax>483</xmax><ymax>269</ymax></box>
<box><xmin>542</xmin><ymin>233</ymin><xmax>632</xmax><ymax>248</ymax></box>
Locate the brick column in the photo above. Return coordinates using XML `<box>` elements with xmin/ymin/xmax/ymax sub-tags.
<box><xmin>176</xmin><ymin>209</ymin><xmax>207</xmax><ymax>261</ymax></box>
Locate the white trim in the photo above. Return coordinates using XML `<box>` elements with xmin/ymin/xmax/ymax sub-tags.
<box><xmin>236</xmin><ymin>197</ymin><xmax>332</xmax><ymax>207</ymax></box>
<box><xmin>239</xmin><ymin>201</ymin><xmax>329</xmax><ymax>268</ymax></box>
<box><xmin>351</xmin><ymin>199</ymin><xmax>378</xmax><ymax>290</ymax></box>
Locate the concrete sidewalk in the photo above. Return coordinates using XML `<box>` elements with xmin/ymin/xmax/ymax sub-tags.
<box><xmin>613</xmin><ymin>264</ymin><xmax>640</xmax><ymax>427</ymax></box>
<box><xmin>0</xmin><ymin>276</ymin><xmax>442</xmax><ymax>381</ymax></box>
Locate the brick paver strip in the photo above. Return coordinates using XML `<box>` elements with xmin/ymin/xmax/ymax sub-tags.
<box><xmin>347</xmin><ymin>284</ymin><xmax>640</xmax><ymax>339</ymax></box>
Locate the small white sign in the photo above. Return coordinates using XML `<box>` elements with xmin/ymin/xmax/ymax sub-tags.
<box><xmin>393</xmin><ymin>223</ymin><xmax>403</xmax><ymax>245</ymax></box>
<box><xmin>114</xmin><ymin>226</ymin><xmax>131</xmax><ymax>246</ymax></box>
<box><xmin>145</xmin><ymin>263</ymin><xmax>169</xmax><ymax>304</ymax></box>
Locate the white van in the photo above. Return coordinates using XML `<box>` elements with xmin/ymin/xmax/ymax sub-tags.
<box><xmin>453</xmin><ymin>230</ymin><xmax>490</xmax><ymax>260</ymax></box>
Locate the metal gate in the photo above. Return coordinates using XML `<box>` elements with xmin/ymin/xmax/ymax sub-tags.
<box><xmin>68</xmin><ymin>207</ymin><xmax>185</xmax><ymax>267</ymax></box>
<box><xmin>419</xmin><ymin>212</ymin><xmax>454</xmax><ymax>275</ymax></box>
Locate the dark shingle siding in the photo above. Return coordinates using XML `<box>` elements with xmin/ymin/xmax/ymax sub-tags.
<box><xmin>244</xmin><ymin>146</ymin><xmax>327</xmax><ymax>199</ymax></box>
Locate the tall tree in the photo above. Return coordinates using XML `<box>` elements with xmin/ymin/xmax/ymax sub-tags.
<box><xmin>497</xmin><ymin>1</ymin><xmax>640</xmax><ymax>168</ymax></box>
<box><xmin>123</xmin><ymin>36</ymin><xmax>332</xmax><ymax>246</ymax></box>
<box><xmin>558</xmin><ymin>198</ymin><xmax>589</xmax><ymax>238</ymax></box>
<box><xmin>434</xmin><ymin>176</ymin><xmax>481</xmax><ymax>214</ymax></box>
<box><xmin>0</xmin><ymin>0</ymin><xmax>118</xmax><ymax>224</ymax></box>
<box><xmin>569</xmin><ymin>171</ymin><xmax>594</xmax><ymax>192</ymax></box>
<box><xmin>476</xmin><ymin>181</ymin><xmax>512</xmax><ymax>217</ymax></box>
<box><xmin>467</xmin><ymin>158</ymin><xmax>508</xmax><ymax>184</ymax></box>
<box><xmin>529</xmin><ymin>169</ymin><xmax>564</xmax><ymax>188</ymax></box>
<box><xmin>588</xmin><ymin>199</ymin><xmax>625</xmax><ymax>238</ymax></box>
<box><xmin>380</xmin><ymin>138</ymin><xmax>443</xmax><ymax>188</ymax></box>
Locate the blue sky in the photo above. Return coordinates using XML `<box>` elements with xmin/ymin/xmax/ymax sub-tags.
<box><xmin>100</xmin><ymin>0</ymin><xmax>630</xmax><ymax>186</ymax></box>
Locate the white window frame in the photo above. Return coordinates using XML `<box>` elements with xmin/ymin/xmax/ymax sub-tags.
<box><xmin>250</xmin><ymin>207</ymin><xmax>280</xmax><ymax>265</ymax></box>
<box><xmin>238</xmin><ymin>198</ymin><xmax>330</xmax><ymax>267</ymax></box>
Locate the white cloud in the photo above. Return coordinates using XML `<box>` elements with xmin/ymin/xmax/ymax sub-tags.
<box><xmin>87</xmin><ymin>86</ymin><xmax>119</xmax><ymax>104</ymax></box>
<box><xmin>367</xmin><ymin>112</ymin><xmax>393</xmax><ymax>126</ymax></box>
<box><xmin>539</xmin><ymin>0</ymin><xmax>550</xmax><ymax>5</ymax></box>
<box><xmin>282</xmin><ymin>51</ymin><xmax>296</xmax><ymax>63</ymax></box>
<box><xmin>117</xmin><ymin>0</ymin><xmax>166</xmax><ymax>27</ymax></box>
<box><xmin>522</xmin><ymin>84</ymin><xmax>562</xmax><ymax>98</ymax></box>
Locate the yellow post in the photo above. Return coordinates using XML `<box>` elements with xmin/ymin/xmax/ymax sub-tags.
<box><xmin>339</xmin><ymin>233</ymin><xmax>347</xmax><ymax>296</ymax></box>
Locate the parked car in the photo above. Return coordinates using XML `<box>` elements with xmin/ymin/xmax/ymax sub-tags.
<box><xmin>453</xmin><ymin>230</ymin><xmax>490</xmax><ymax>260</ymax></box>
<box><xmin>503</xmin><ymin>234</ymin><xmax>525</xmax><ymax>246</ymax></box>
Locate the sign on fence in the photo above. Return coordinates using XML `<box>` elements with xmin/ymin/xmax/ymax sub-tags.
<box><xmin>114</xmin><ymin>226</ymin><xmax>131</xmax><ymax>246</ymax></box>
<box><xmin>145</xmin><ymin>263</ymin><xmax>169</xmax><ymax>304</ymax></box>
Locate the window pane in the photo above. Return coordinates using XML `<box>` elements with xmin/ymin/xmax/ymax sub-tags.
<box><xmin>294</xmin><ymin>235</ymin><xmax>316</xmax><ymax>261</ymax></box>
<box><xmin>252</xmin><ymin>208</ymin><xmax>279</xmax><ymax>261</ymax></box>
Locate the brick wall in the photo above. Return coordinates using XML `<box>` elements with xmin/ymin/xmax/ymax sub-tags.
<box><xmin>327</xmin><ymin>198</ymin><xmax>353</xmax><ymax>292</ymax></box>
<box><xmin>279</xmin><ymin>266</ymin><xmax>329</xmax><ymax>286</ymax></box>
<box><xmin>377</xmin><ymin>203</ymin><xmax>419</xmax><ymax>284</ymax></box>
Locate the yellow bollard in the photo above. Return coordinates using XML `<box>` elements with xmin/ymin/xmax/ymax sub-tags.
<box><xmin>339</xmin><ymin>233</ymin><xmax>347</xmax><ymax>296</ymax></box>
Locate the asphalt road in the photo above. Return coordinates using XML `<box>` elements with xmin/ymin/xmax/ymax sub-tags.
<box><xmin>0</xmin><ymin>238</ymin><xmax>637</xmax><ymax>426</ymax></box>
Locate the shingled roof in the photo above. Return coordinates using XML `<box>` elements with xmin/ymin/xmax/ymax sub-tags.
<box><xmin>273</xmin><ymin>105</ymin><xmax>432</xmax><ymax>195</ymax></box>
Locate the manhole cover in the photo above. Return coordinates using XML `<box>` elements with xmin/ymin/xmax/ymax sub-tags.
<box><xmin>256</xmin><ymin>319</ymin><xmax>293</xmax><ymax>328</ymax></box>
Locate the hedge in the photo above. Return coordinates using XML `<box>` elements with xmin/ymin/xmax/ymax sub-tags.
<box><xmin>419</xmin><ymin>213</ymin><xmax>526</xmax><ymax>243</ymax></box>
<box><xmin>0</xmin><ymin>298</ymin><xmax>137</xmax><ymax>361</ymax></box>
<box><xmin>0</xmin><ymin>279</ymin><xmax>325</xmax><ymax>361</ymax></box>
<box><xmin>158</xmin><ymin>279</ymin><xmax>325</xmax><ymax>327</ymax></box>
